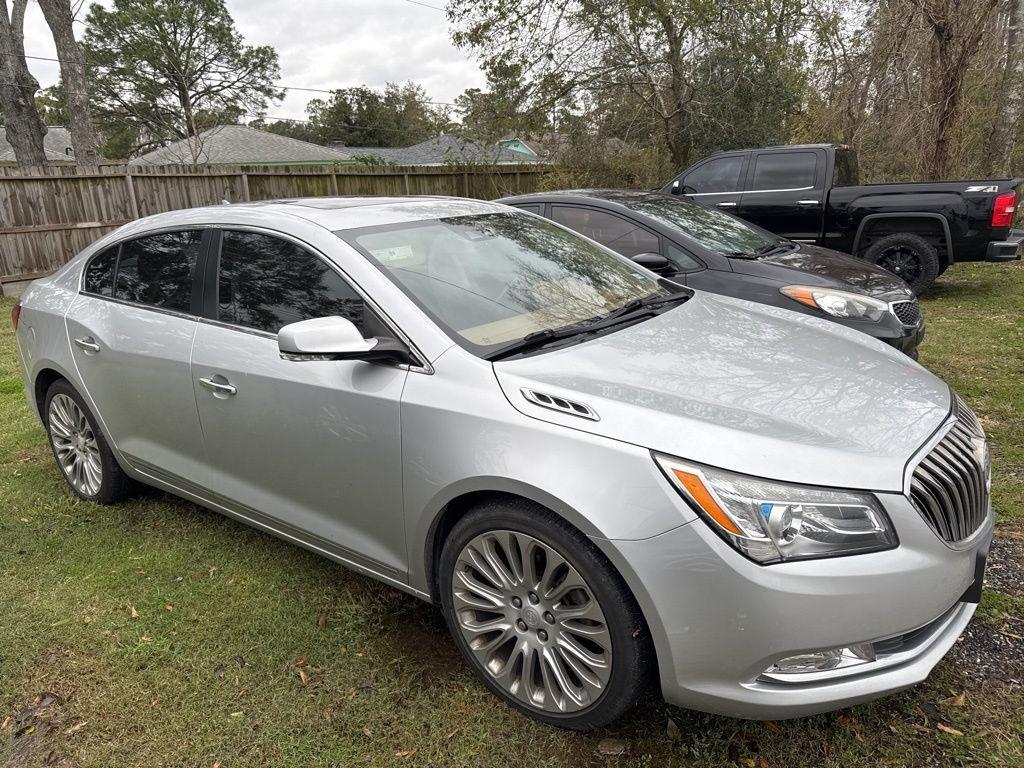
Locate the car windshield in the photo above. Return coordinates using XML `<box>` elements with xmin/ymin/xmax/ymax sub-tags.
<box><xmin>625</xmin><ymin>195</ymin><xmax>779</xmax><ymax>257</ymax></box>
<box><xmin>340</xmin><ymin>211</ymin><xmax>668</xmax><ymax>354</ymax></box>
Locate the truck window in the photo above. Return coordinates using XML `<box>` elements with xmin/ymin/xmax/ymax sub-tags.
<box><xmin>833</xmin><ymin>149</ymin><xmax>859</xmax><ymax>187</ymax></box>
<box><xmin>682</xmin><ymin>156</ymin><xmax>744</xmax><ymax>193</ymax></box>
<box><xmin>750</xmin><ymin>152</ymin><xmax>818</xmax><ymax>191</ymax></box>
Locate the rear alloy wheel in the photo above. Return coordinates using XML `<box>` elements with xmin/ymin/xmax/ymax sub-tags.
<box><xmin>44</xmin><ymin>379</ymin><xmax>133</xmax><ymax>504</ymax></box>
<box><xmin>864</xmin><ymin>233</ymin><xmax>940</xmax><ymax>296</ymax></box>
<box><xmin>439</xmin><ymin>500</ymin><xmax>651</xmax><ymax>730</ymax></box>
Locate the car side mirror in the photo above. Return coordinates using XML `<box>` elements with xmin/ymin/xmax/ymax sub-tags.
<box><xmin>278</xmin><ymin>316</ymin><xmax>413</xmax><ymax>364</ymax></box>
<box><xmin>670</xmin><ymin>180</ymin><xmax>682</xmax><ymax>195</ymax></box>
<box><xmin>631</xmin><ymin>252</ymin><xmax>675</xmax><ymax>275</ymax></box>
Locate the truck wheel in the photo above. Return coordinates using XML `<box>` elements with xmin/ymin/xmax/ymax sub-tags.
<box><xmin>863</xmin><ymin>233</ymin><xmax>940</xmax><ymax>295</ymax></box>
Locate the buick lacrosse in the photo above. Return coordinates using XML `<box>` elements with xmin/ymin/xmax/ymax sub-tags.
<box><xmin>13</xmin><ymin>197</ymin><xmax>992</xmax><ymax>729</ymax></box>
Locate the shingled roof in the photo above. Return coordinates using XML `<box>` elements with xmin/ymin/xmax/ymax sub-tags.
<box><xmin>0</xmin><ymin>126</ymin><xmax>76</xmax><ymax>163</ymax></box>
<box><xmin>130</xmin><ymin>124</ymin><xmax>352</xmax><ymax>165</ymax></box>
<box><xmin>338</xmin><ymin>134</ymin><xmax>539</xmax><ymax>165</ymax></box>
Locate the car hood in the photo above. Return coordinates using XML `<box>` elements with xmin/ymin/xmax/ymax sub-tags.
<box><xmin>733</xmin><ymin>243</ymin><xmax>913</xmax><ymax>298</ymax></box>
<box><xmin>493</xmin><ymin>292</ymin><xmax>949</xmax><ymax>492</ymax></box>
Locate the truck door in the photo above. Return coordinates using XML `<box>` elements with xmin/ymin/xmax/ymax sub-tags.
<box><xmin>667</xmin><ymin>153</ymin><xmax>747</xmax><ymax>214</ymax></box>
<box><xmin>737</xmin><ymin>149</ymin><xmax>826</xmax><ymax>241</ymax></box>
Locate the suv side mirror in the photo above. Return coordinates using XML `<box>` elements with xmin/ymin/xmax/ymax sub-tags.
<box><xmin>631</xmin><ymin>252</ymin><xmax>675</xmax><ymax>275</ymax></box>
<box><xmin>278</xmin><ymin>316</ymin><xmax>413</xmax><ymax>364</ymax></box>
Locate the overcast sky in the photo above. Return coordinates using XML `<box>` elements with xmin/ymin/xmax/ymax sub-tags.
<box><xmin>19</xmin><ymin>0</ymin><xmax>486</xmax><ymax>123</ymax></box>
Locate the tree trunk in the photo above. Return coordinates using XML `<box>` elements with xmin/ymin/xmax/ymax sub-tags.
<box><xmin>0</xmin><ymin>0</ymin><xmax>48</xmax><ymax>168</ymax></box>
<box><xmin>984</xmin><ymin>0</ymin><xmax>1023</xmax><ymax>174</ymax></box>
<box><xmin>37</xmin><ymin>0</ymin><xmax>101</xmax><ymax>167</ymax></box>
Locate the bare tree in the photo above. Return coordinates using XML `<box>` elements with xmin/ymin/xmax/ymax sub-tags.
<box><xmin>37</xmin><ymin>0</ymin><xmax>100</xmax><ymax>166</ymax></box>
<box><xmin>910</xmin><ymin>0</ymin><xmax>1000</xmax><ymax>179</ymax></box>
<box><xmin>0</xmin><ymin>0</ymin><xmax>48</xmax><ymax>167</ymax></box>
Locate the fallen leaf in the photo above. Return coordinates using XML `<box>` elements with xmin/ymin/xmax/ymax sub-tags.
<box><xmin>937</xmin><ymin>723</ymin><xmax>964</xmax><ymax>736</ymax></box>
<box><xmin>213</xmin><ymin>666</ymin><xmax>225</xmax><ymax>679</ymax></box>
<box><xmin>0</xmin><ymin>717</ymin><xmax>8</xmax><ymax>730</ymax></box>
<box><xmin>19</xmin><ymin>517</ymin><xmax>28</xmax><ymax>523</ymax></box>
<box><xmin>64</xmin><ymin>721</ymin><xmax>88</xmax><ymax>735</ymax></box>
<box><xmin>164</xmin><ymin>605</ymin><xmax>173</xmax><ymax>612</ymax></box>
<box><xmin>362</xmin><ymin>727</ymin><xmax>372</xmax><ymax>737</ymax></box>
<box><xmin>298</xmin><ymin>669</ymin><xmax>309</xmax><ymax>686</ymax></box>
<box><xmin>317</xmin><ymin>608</ymin><xmax>329</xmax><ymax>630</ymax></box>
<box><xmin>130</xmin><ymin>606</ymin><xmax>139</xmax><ymax>619</ymax></box>
<box><xmin>355</xmin><ymin>652</ymin><xmax>365</xmax><ymax>657</ymax></box>
<box><xmin>597</xmin><ymin>738</ymin><xmax>627</xmax><ymax>756</ymax></box>
<box><xmin>213</xmin><ymin>763</ymin><xmax>221</xmax><ymax>768</ymax></box>
<box><xmin>358</xmin><ymin>678</ymin><xmax>373</xmax><ymax>691</ymax></box>
<box><xmin>395</xmin><ymin>748</ymin><xmax>418</xmax><ymax>757</ymax></box>
<box><xmin>740</xmin><ymin>759</ymin><xmax>756</xmax><ymax>768</ymax></box>
<box><xmin>758</xmin><ymin>758</ymin><xmax>769</xmax><ymax>768</ymax></box>
<box><xmin>910</xmin><ymin>724</ymin><xmax>932</xmax><ymax>733</ymax></box>
<box><xmin>666</xmin><ymin>717</ymin><xmax>681</xmax><ymax>741</ymax></box>
<box><xmin>446</xmin><ymin>727</ymin><xmax>460</xmax><ymax>739</ymax></box>
<box><xmin>82</xmin><ymin>616</ymin><xmax>93</xmax><ymax>624</ymax></box>
<box><xmin>230</xmin><ymin>711</ymin><xmax>243</xmax><ymax>718</ymax></box>
<box><xmin>944</xmin><ymin>692</ymin><xmax>966</xmax><ymax>706</ymax></box>
<box><xmin>762</xmin><ymin>720</ymin><xmax>782</xmax><ymax>733</ymax></box>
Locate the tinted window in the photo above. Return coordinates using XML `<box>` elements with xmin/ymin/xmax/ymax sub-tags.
<box><xmin>550</xmin><ymin>206</ymin><xmax>660</xmax><ymax>258</ymax></box>
<box><xmin>515</xmin><ymin>204</ymin><xmax>542</xmax><ymax>214</ymax></box>
<box><xmin>625</xmin><ymin>195</ymin><xmax>777</xmax><ymax>258</ymax></box>
<box><xmin>750</xmin><ymin>152</ymin><xmax>818</xmax><ymax>191</ymax></box>
<box><xmin>682</xmin><ymin>156</ymin><xmax>743</xmax><ymax>193</ymax></box>
<box><xmin>666</xmin><ymin>244</ymin><xmax>702</xmax><ymax>271</ymax></box>
<box><xmin>217</xmin><ymin>231</ymin><xmax>365</xmax><ymax>335</ymax></box>
<box><xmin>114</xmin><ymin>231</ymin><xmax>202</xmax><ymax>312</ymax></box>
<box><xmin>84</xmin><ymin>245</ymin><xmax>118</xmax><ymax>296</ymax></box>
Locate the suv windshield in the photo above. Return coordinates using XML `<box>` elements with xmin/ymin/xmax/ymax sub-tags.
<box><xmin>626</xmin><ymin>196</ymin><xmax>779</xmax><ymax>257</ymax></box>
<box><xmin>341</xmin><ymin>212</ymin><xmax>669</xmax><ymax>355</ymax></box>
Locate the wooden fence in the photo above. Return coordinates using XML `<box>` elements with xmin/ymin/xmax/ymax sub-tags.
<box><xmin>0</xmin><ymin>162</ymin><xmax>550</xmax><ymax>286</ymax></box>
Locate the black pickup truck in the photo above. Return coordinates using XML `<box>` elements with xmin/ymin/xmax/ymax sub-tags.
<box><xmin>662</xmin><ymin>144</ymin><xmax>1022</xmax><ymax>293</ymax></box>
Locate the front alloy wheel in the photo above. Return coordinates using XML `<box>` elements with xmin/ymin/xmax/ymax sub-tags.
<box><xmin>439</xmin><ymin>501</ymin><xmax>651</xmax><ymax>730</ymax></box>
<box><xmin>451</xmin><ymin>530</ymin><xmax>613</xmax><ymax>713</ymax></box>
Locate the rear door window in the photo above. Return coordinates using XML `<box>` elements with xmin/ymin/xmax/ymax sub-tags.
<box><xmin>216</xmin><ymin>230</ymin><xmax>367</xmax><ymax>335</ymax></box>
<box><xmin>114</xmin><ymin>231</ymin><xmax>203</xmax><ymax>312</ymax></box>
<box><xmin>551</xmin><ymin>206</ymin><xmax>661</xmax><ymax>258</ymax></box>
<box><xmin>750</xmin><ymin>152</ymin><xmax>819</xmax><ymax>191</ymax></box>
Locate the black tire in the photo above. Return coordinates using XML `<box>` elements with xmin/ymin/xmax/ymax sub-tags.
<box><xmin>43</xmin><ymin>379</ymin><xmax>134</xmax><ymax>504</ymax></box>
<box><xmin>863</xmin><ymin>233</ymin><xmax>940</xmax><ymax>296</ymax></box>
<box><xmin>438</xmin><ymin>498</ymin><xmax>653</xmax><ymax>730</ymax></box>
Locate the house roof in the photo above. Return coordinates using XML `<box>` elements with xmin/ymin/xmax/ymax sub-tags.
<box><xmin>130</xmin><ymin>124</ymin><xmax>352</xmax><ymax>165</ymax></box>
<box><xmin>0</xmin><ymin>126</ymin><xmax>75</xmax><ymax>163</ymax></box>
<box><xmin>337</xmin><ymin>134</ymin><xmax>539</xmax><ymax>165</ymax></box>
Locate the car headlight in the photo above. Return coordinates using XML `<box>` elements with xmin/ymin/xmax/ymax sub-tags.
<box><xmin>654</xmin><ymin>455</ymin><xmax>897</xmax><ymax>564</ymax></box>
<box><xmin>780</xmin><ymin>286</ymin><xmax>888</xmax><ymax>322</ymax></box>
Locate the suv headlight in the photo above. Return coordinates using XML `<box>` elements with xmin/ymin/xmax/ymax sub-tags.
<box><xmin>655</xmin><ymin>455</ymin><xmax>897</xmax><ymax>564</ymax></box>
<box><xmin>781</xmin><ymin>286</ymin><xmax>888</xmax><ymax>322</ymax></box>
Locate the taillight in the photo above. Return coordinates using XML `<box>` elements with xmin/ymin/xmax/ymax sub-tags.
<box><xmin>11</xmin><ymin>301</ymin><xmax>21</xmax><ymax>331</ymax></box>
<box><xmin>992</xmin><ymin>191</ymin><xmax>1016</xmax><ymax>228</ymax></box>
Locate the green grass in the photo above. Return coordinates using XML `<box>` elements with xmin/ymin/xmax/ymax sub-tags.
<box><xmin>2</xmin><ymin>263</ymin><xmax>1023</xmax><ymax>767</ymax></box>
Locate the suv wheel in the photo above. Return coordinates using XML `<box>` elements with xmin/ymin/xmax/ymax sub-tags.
<box><xmin>438</xmin><ymin>499</ymin><xmax>652</xmax><ymax>730</ymax></box>
<box><xmin>44</xmin><ymin>379</ymin><xmax>133</xmax><ymax>504</ymax></box>
<box><xmin>864</xmin><ymin>233</ymin><xmax>940</xmax><ymax>295</ymax></box>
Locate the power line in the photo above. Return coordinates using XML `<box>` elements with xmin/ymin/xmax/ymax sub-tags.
<box><xmin>402</xmin><ymin>0</ymin><xmax>446</xmax><ymax>10</ymax></box>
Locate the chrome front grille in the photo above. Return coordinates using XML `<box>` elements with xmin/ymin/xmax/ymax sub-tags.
<box><xmin>909</xmin><ymin>395</ymin><xmax>990</xmax><ymax>544</ymax></box>
<box><xmin>891</xmin><ymin>300</ymin><xmax>922</xmax><ymax>326</ymax></box>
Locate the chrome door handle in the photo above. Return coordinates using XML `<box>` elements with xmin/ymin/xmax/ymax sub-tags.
<box><xmin>796</xmin><ymin>200</ymin><xmax>820</xmax><ymax>206</ymax></box>
<box><xmin>199</xmin><ymin>376</ymin><xmax>237</xmax><ymax>396</ymax></box>
<box><xmin>73</xmin><ymin>336</ymin><xmax>100</xmax><ymax>353</ymax></box>
<box><xmin>716</xmin><ymin>201</ymin><xmax>738</xmax><ymax>208</ymax></box>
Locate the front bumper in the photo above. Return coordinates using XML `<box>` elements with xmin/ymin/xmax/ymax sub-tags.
<box><xmin>593</xmin><ymin>493</ymin><xmax>993</xmax><ymax>719</ymax></box>
<box><xmin>883</xmin><ymin>320</ymin><xmax>925</xmax><ymax>359</ymax></box>
<box><xmin>986</xmin><ymin>229</ymin><xmax>1023</xmax><ymax>262</ymax></box>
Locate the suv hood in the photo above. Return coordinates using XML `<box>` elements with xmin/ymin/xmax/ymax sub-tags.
<box><xmin>493</xmin><ymin>292</ymin><xmax>949</xmax><ymax>492</ymax></box>
<box><xmin>733</xmin><ymin>243</ymin><xmax>914</xmax><ymax>298</ymax></box>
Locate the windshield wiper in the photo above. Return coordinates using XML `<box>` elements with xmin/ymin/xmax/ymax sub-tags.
<box><xmin>486</xmin><ymin>290</ymin><xmax>691</xmax><ymax>361</ymax></box>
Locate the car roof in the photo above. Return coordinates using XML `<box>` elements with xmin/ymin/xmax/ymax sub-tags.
<box><xmin>110</xmin><ymin>196</ymin><xmax>511</xmax><ymax>238</ymax></box>
<box><xmin>500</xmin><ymin>189</ymin><xmax>667</xmax><ymax>208</ymax></box>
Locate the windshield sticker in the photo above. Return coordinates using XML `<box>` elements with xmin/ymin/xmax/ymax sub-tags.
<box><xmin>371</xmin><ymin>245</ymin><xmax>415</xmax><ymax>263</ymax></box>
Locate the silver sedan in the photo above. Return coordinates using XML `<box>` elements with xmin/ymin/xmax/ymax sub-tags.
<box><xmin>13</xmin><ymin>197</ymin><xmax>993</xmax><ymax>729</ymax></box>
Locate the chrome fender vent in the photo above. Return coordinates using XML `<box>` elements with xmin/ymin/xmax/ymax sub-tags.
<box><xmin>521</xmin><ymin>389</ymin><xmax>599</xmax><ymax>421</ymax></box>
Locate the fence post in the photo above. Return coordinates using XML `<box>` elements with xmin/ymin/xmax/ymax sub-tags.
<box><xmin>403</xmin><ymin>172</ymin><xmax>410</xmax><ymax>194</ymax></box>
<box><xmin>124</xmin><ymin>173</ymin><xmax>140</xmax><ymax>218</ymax></box>
<box><xmin>329</xmin><ymin>170</ymin><xmax>339</xmax><ymax>196</ymax></box>
<box><xmin>240</xmin><ymin>172</ymin><xmax>251</xmax><ymax>201</ymax></box>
